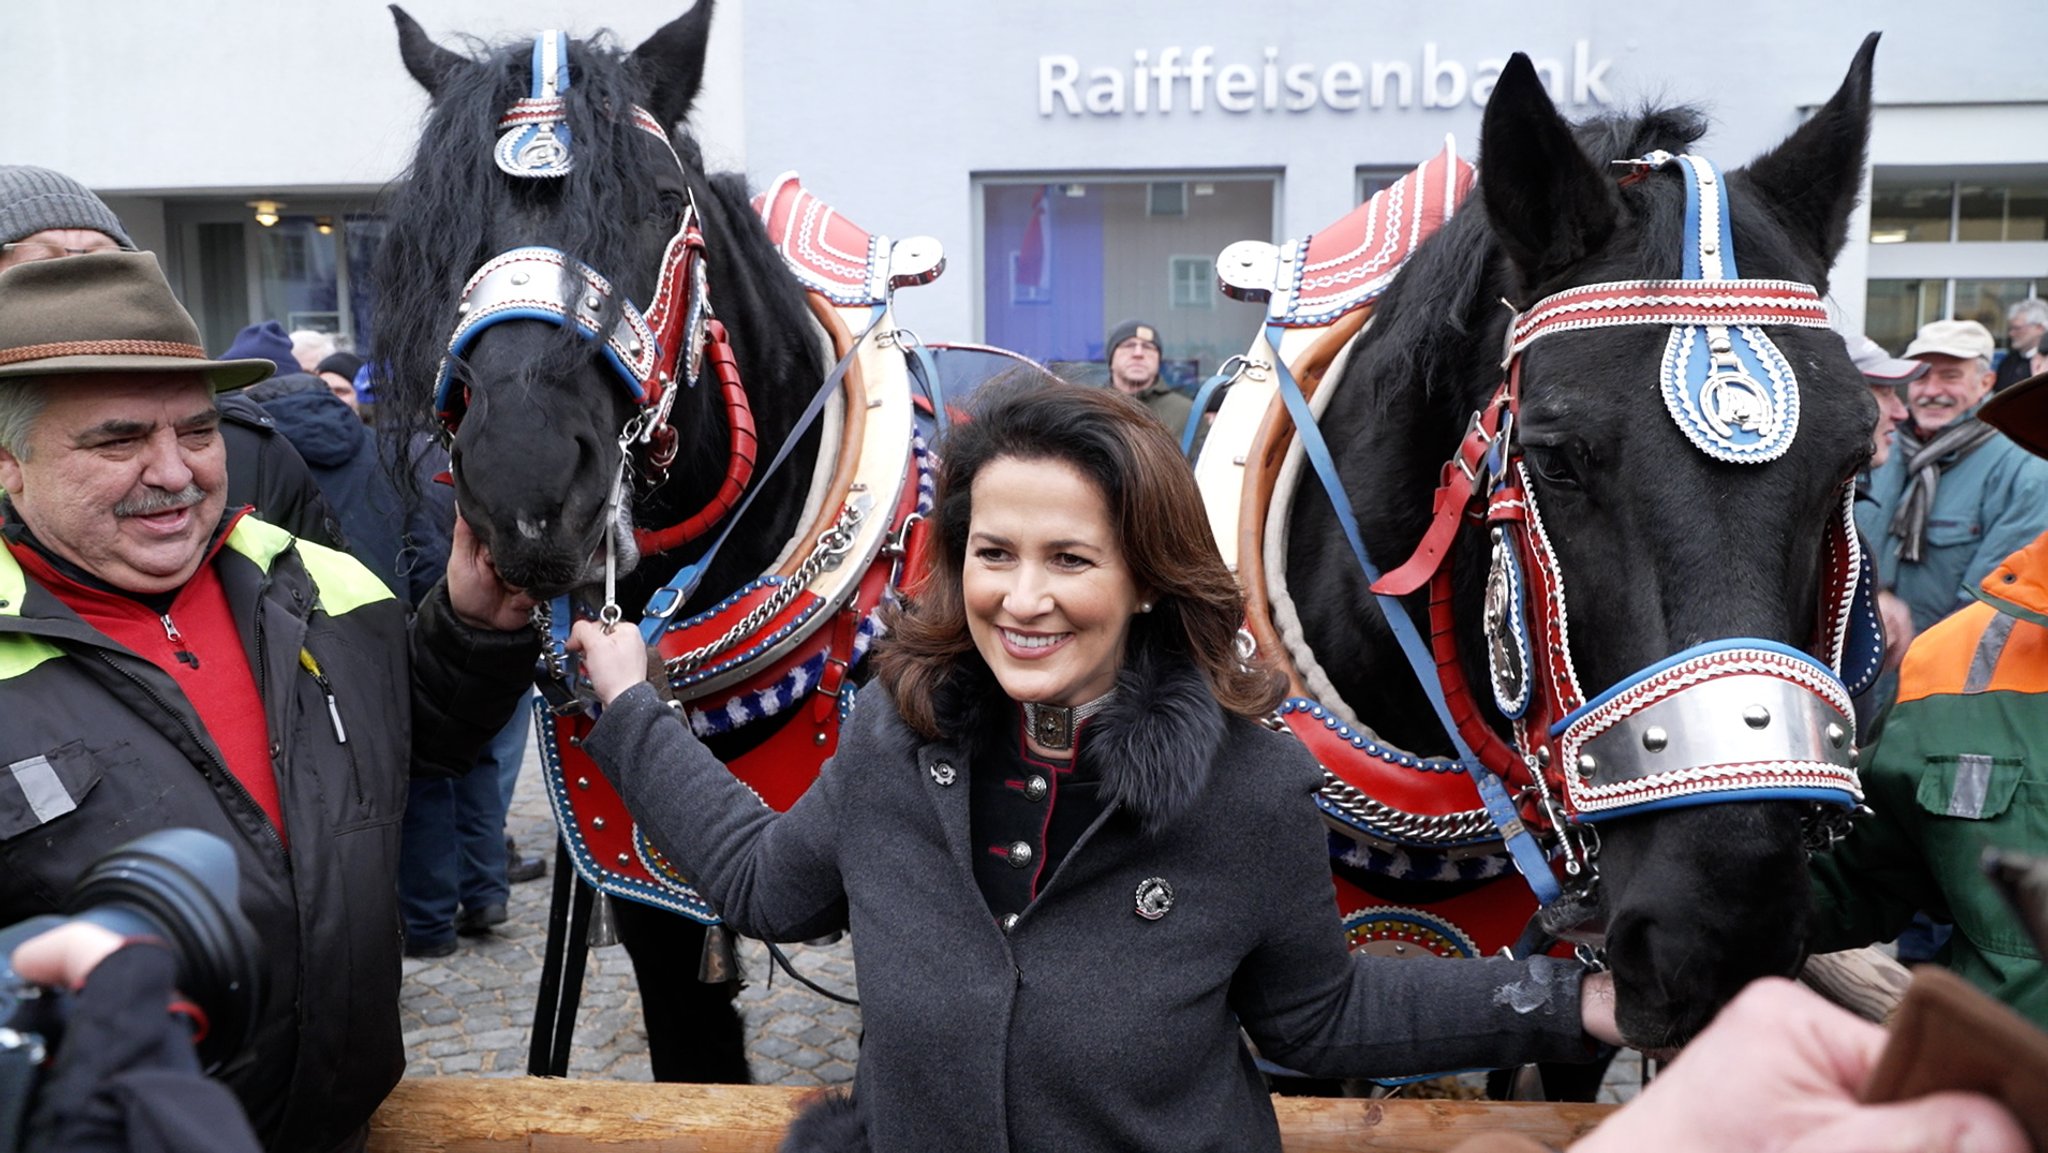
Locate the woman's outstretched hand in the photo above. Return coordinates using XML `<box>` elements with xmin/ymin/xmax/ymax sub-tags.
<box><xmin>568</xmin><ymin>618</ymin><xmax>653</xmax><ymax>706</ymax></box>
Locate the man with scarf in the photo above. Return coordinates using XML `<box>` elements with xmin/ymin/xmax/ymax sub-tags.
<box><xmin>1857</xmin><ymin>318</ymin><xmax>2048</xmax><ymax>637</ymax></box>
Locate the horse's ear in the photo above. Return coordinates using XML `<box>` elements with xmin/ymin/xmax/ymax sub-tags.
<box><xmin>1479</xmin><ymin>53</ymin><xmax>1618</xmax><ymax>295</ymax></box>
<box><xmin>632</xmin><ymin>1</ymin><xmax>715</xmax><ymax>132</ymax></box>
<box><xmin>391</xmin><ymin>5</ymin><xmax>467</xmax><ymax>96</ymax></box>
<box><xmin>1738</xmin><ymin>33</ymin><xmax>1878</xmax><ymax>270</ymax></box>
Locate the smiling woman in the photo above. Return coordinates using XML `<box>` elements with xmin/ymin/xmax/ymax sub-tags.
<box><xmin>565</xmin><ymin>374</ymin><xmax>1623</xmax><ymax>1153</ymax></box>
<box><xmin>961</xmin><ymin>456</ymin><xmax>1147</xmax><ymax>716</ymax></box>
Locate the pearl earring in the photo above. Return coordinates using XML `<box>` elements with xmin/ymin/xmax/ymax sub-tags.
<box><xmin>1139</xmin><ymin>601</ymin><xmax>1154</xmax><ymax>613</ymax></box>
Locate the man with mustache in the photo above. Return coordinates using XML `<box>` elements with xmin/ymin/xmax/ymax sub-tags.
<box><xmin>0</xmin><ymin>164</ymin><xmax>345</xmax><ymax>551</ymax></box>
<box><xmin>0</xmin><ymin>252</ymin><xmax>537</xmax><ymax>1153</ymax></box>
<box><xmin>1857</xmin><ymin>318</ymin><xmax>2048</xmax><ymax>638</ymax></box>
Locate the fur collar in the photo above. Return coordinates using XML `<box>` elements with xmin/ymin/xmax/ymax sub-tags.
<box><xmin>929</xmin><ymin>644</ymin><xmax>1227</xmax><ymax>837</ymax></box>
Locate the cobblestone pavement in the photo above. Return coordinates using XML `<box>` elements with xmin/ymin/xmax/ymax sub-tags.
<box><xmin>400</xmin><ymin>743</ymin><xmax>1639</xmax><ymax>1103</ymax></box>
<box><xmin>399</xmin><ymin>743</ymin><xmax>860</xmax><ymax>1085</ymax></box>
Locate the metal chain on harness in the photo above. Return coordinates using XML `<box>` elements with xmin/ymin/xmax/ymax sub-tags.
<box><xmin>662</xmin><ymin>498</ymin><xmax>867</xmax><ymax>675</ymax></box>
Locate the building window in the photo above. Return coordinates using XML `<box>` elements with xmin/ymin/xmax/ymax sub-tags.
<box><xmin>1864</xmin><ymin>165</ymin><xmax>2048</xmax><ymax>358</ymax></box>
<box><xmin>977</xmin><ymin>173</ymin><xmax>1277</xmax><ymax>387</ymax></box>
<box><xmin>1958</xmin><ymin>183</ymin><xmax>2048</xmax><ymax>243</ymax></box>
<box><xmin>1866</xmin><ymin>277</ymin><xmax>2042</xmax><ymax>352</ymax></box>
<box><xmin>1148</xmin><ymin>182</ymin><xmax>1187</xmax><ymax>217</ymax></box>
<box><xmin>1169</xmin><ymin>256</ymin><xmax>1213</xmax><ymax>309</ymax></box>
<box><xmin>1356</xmin><ymin>167</ymin><xmax>1410</xmax><ymax>204</ymax></box>
<box><xmin>1871</xmin><ymin>179</ymin><xmax>2048</xmax><ymax>244</ymax></box>
<box><xmin>1869</xmin><ymin>183</ymin><xmax>1954</xmax><ymax>245</ymax></box>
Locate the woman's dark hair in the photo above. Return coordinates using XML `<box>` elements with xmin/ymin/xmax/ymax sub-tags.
<box><xmin>877</xmin><ymin>373</ymin><xmax>1283</xmax><ymax>737</ymax></box>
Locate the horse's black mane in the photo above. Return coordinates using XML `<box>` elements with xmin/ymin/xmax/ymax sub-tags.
<box><xmin>1356</xmin><ymin>104</ymin><xmax>1710</xmax><ymax>413</ymax></box>
<box><xmin>371</xmin><ymin>29</ymin><xmax>673</xmax><ymax>482</ymax></box>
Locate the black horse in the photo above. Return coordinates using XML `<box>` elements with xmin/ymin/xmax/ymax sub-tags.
<box><xmin>1288</xmin><ymin>42</ymin><xmax>1878</xmax><ymax>1050</ymax></box>
<box><xmin>373</xmin><ymin>1</ymin><xmax>823</xmax><ymax>1082</ymax></box>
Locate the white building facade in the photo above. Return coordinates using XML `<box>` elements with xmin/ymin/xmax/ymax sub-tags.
<box><xmin>7</xmin><ymin>0</ymin><xmax>2044</xmax><ymax>373</ymax></box>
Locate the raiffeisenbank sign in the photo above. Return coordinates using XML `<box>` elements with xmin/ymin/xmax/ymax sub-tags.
<box><xmin>1039</xmin><ymin>43</ymin><xmax>1614</xmax><ymax>115</ymax></box>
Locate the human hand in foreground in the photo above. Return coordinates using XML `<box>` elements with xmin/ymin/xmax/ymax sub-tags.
<box><xmin>1570</xmin><ymin>977</ymin><xmax>2025</xmax><ymax>1153</ymax></box>
<box><xmin>568</xmin><ymin>617</ymin><xmax>653</xmax><ymax>706</ymax></box>
<box><xmin>446</xmin><ymin>514</ymin><xmax>540</xmax><ymax>632</ymax></box>
<box><xmin>11</xmin><ymin>921</ymin><xmax>128</xmax><ymax>991</ymax></box>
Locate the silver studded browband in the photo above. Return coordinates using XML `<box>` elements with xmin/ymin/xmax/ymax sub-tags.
<box><xmin>1021</xmin><ymin>691</ymin><xmax>1116</xmax><ymax>752</ymax></box>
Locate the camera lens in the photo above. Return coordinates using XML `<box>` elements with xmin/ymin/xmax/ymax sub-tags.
<box><xmin>64</xmin><ymin>830</ymin><xmax>262</xmax><ymax>1072</ymax></box>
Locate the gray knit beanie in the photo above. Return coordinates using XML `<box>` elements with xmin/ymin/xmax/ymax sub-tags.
<box><xmin>0</xmin><ymin>166</ymin><xmax>135</xmax><ymax>249</ymax></box>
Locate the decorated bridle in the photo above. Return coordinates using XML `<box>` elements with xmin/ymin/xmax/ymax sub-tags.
<box><xmin>1278</xmin><ymin>150</ymin><xmax>1877</xmax><ymax>919</ymax></box>
<box><xmin>431</xmin><ymin>31</ymin><xmax>758</xmax><ymax>578</ymax></box>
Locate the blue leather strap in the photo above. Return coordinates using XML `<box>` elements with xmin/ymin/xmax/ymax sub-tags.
<box><xmin>1264</xmin><ymin>321</ymin><xmax>1560</xmax><ymax>905</ymax></box>
<box><xmin>1182</xmin><ymin>356</ymin><xmax>1245</xmax><ymax>457</ymax></box>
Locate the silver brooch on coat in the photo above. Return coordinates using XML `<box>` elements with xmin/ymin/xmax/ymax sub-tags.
<box><xmin>1134</xmin><ymin>877</ymin><xmax>1174</xmax><ymax>921</ymax></box>
<box><xmin>929</xmin><ymin>761</ymin><xmax>957</xmax><ymax>787</ymax></box>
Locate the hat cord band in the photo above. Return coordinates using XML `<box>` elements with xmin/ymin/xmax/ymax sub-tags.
<box><xmin>0</xmin><ymin>338</ymin><xmax>209</xmax><ymax>367</ymax></box>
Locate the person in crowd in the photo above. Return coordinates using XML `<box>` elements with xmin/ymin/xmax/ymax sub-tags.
<box><xmin>0</xmin><ymin>166</ymin><xmax>129</xmax><ymax>273</ymax></box>
<box><xmin>1858</xmin><ymin>318</ymin><xmax>2048</xmax><ymax>636</ymax></box>
<box><xmin>1995</xmin><ymin>298</ymin><xmax>2048</xmax><ymax>393</ymax></box>
<box><xmin>243</xmin><ymin>373</ymin><xmax>444</xmax><ymax>599</ymax></box>
<box><xmin>0</xmin><ymin>167</ymin><xmax>345</xmax><ymax>551</ymax></box>
<box><xmin>221</xmin><ymin>321</ymin><xmax>298</xmax><ymax>380</ymax></box>
<box><xmin>289</xmin><ymin>329</ymin><xmax>338</xmax><ymax>376</ymax></box>
<box><xmin>1847</xmin><ymin>332</ymin><xmax>1920</xmax><ymax>472</ymax></box>
<box><xmin>1102</xmin><ymin>319</ymin><xmax>1193</xmax><ymax>435</ymax></box>
<box><xmin>569</xmin><ymin>376</ymin><xmax>1617</xmax><ymax>1151</ymax></box>
<box><xmin>1846</xmin><ymin>332</ymin><xmax>1924</xmax><ymax>671</ymax></box>
<box><xmin>0</xmin><ymin>252</ymin><xmax>538</xmax><ymax>1152</ymax></box>
<box><xmin>1812</xmin><ymin>365</ymin><xmax>2048</xmax><ymax>1028</ymax></box>
<box><xmin>315</xmin><ymin>351</ymin><xmax>363</xmax><ymax>411</ymax></box>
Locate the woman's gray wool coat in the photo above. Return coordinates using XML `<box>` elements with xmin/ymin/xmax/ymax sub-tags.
<box><xmin>585</xmin><ymin>650</ymin><xmax>1594</xmax><ymax>1153</ymax></box>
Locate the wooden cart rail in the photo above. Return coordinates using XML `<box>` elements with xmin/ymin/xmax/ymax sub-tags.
<box><xmin>370</xmin><ymin>1079</ymin><xmax>1615</xmax><ymax>1152</ymax></box>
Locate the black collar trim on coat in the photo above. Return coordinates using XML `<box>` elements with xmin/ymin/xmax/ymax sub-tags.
<box><xmin>930</xmin><ymin>642</ymin><xmax>1227</xmax><ymax>838</ymax></box>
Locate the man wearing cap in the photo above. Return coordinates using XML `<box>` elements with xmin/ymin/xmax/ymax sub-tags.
<box><xmin>1856</xmin><ymin>318</ymin><xmax>2048</xmax><ymax>637</ymax></box>
<box><xmin>1104</xmin><ymin>320</ymin><xmax>1193</xmax><ymax>435</ymax></box>
<box><xmin>0</xmin><ymin>252</ymin><xmax>537</xmax><ymax>1150</ymax></box>
<box><xmin>0</xmin><ymin>166</ymin><xmax>342</xmax><ymax>550</ymax></box>
<box><xmin>1843</xmin><ymin>334</ymin><xmax>1924</xmax><ymax>679</ymax></box>
<box><xmin>1811</xmin><ymin>366</ymin><xmax>2048</xmax><ymax>1025</ymax></box>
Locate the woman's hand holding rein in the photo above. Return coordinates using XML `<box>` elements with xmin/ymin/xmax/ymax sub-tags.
<box><xmin>568</xmin><ymin>618</ymin><xmax>655</xmax><ymax>706</ymax></box>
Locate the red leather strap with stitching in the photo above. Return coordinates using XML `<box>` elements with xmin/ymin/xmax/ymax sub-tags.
<box><xmin>633</xmin><ymin>320</ymin><xmax>759</xmax><ymax>556</ymax></box>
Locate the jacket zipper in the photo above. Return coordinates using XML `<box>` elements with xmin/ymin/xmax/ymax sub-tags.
<box><xmin>93</xmin><ymin>649</ymin><xmax>288</xmax><ymax>861</ymax></box>
<box><xmin>159</xmin><ymin>612</ymin><xmax>183</xmax><ymax>645</ymax></box>
<box><xmin>299</xmin><ymin>650</ymin><xmax>348</xmax><ymax>744</ymax></box>
<box><xmin>299</xmin><ymin>643</ymin><xmax>363</xmax><ymax>804</ymax></box>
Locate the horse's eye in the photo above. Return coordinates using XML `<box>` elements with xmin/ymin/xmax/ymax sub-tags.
<box><xmin>1523</xmin><ymin>444</ymin><xmax>1583</xmax><ymax>491</ymax></box>
<box><xmin>650</xmin><ymin>190</ymin><xmax>686</xmax><ymax>224</ymax></box>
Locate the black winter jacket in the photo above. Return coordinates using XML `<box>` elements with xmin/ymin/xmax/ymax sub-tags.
<box><xmin>0</xmin><ymin>515</ymin><xmax>535</xmax><ymax>1152</ymax></box>
<box><xmin>219</xmin><ymin>391</ymin><xmax>345</xmax><ymax>552</ymax></box>
<box><xmin>257</xmin><ymin>385</ymin><xmax>453</xmax><ymax>605</ymax></box>
<box><xmin>587</xmin><ymin>650</ymin><xmax>1594</xmax><ymax>1153</ymax></box>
